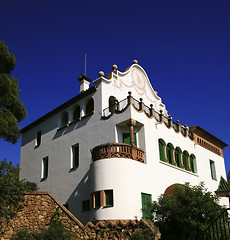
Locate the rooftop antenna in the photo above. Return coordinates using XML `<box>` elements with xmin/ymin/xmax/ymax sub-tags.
<box><xmin>84</xmin><ymin>53</ymin><xmax>87</xmax><ymax>75</ymax></box>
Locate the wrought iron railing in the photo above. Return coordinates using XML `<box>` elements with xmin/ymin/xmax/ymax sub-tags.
<box><xmin>103</xmin><ymin>98</ymin><xmax>128</xmax><ymax>117</ymax></box>
<box><xmin>102</xmin><ymin>92</ymin><xmax>194</xmax><ymax>140</ymax></box>
<box><xmin>91</xmin><ymin>142</ymin><xmax>145</xmax><ymax>163</ymax></box>
<box><xmin>201</xmin><ymin>208</ymin><xmax>230</xmax><ymax>240</ymax></box>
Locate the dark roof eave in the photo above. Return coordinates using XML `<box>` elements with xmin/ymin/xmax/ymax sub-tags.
<box><xmin>21</xmin><ymin>86</ymin><xmax>97</xmax><ymax>134</ymax></box>
<box><xmin>189</xmin><ymin>126</ymin><xmax>228</xmax><ymax>149</ymax></box>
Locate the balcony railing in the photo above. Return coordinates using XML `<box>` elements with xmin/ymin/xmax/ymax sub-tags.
<box><xmin>91</xmin><ymin>143</ymin><xmax>145</xmax><ymax>163</ymax></box>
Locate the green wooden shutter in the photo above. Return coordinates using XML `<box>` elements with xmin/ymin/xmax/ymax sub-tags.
<box><xmin>190</xmin><ymin>156</ymin><xmax>195</xmax><ymax>173</ymax></box>
<box><xmin>159</xmin><ymin>142</ymin><xmax>164</xmax><ymax>161</ymax></box>
<box><xmin>123</xmin><ymin>133</ymin><xmax>130</xmax><ymax>144</ymax></box>
<box><xmin>141</xmin><ymin>193</ymin><xmax>152</xmax><ymax>220</ymax></box>
<box><xmin>122</xmin><ymin>133</ymin><xmax>137</xmax><ymax>146</ymax></box>
<box><xmin>183</xmin><ymin>154</ymin><xmax>188</xmax><ymax>170</ymax></box>
<box><xmin>167</xmin><ymin>146</ymin><xmax>173</xmax><ymax>165</ymax></box>
<box><xmin>175</xmin><ymin>150</ymin><xmax>181</xmax><ymax>167</ymax></box>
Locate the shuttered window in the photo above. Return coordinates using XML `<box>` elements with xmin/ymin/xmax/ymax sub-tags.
<box><xmin>183</xmin><ymin>153</ymin><xmax>188</xmax><ymax>170</ymax></box>
<box><xmin>166</xmin><ymin>144</ymin><xmax>173</xmax><ymax>165</ymax></box>
<box><xmin>210</xmin><ymin>160</ymin><xmax>217</xmax><ymax>180</ymax></box>
<box><xmin>175</xmin><ymin>148</ymin><xmax>181</xmax><ymax>168</ymax></box>
<box><xmin>122</xmin><ymin>133</ymin><xmax>137</xmax><ymax>146</ymax></box>
<box><xmin>190</xmin><ymin>155</ymin><xmax>195</xmax><ymax>173</ymax></box>
<box><xmin>141</xmin><ymin>193</ymin><xmax>152</xmax><ymax>220</ymax></box>
<box><xmin>159</xmin><ymin>140</ymin><xmax>165</xmax><ymax>162</ymax></box>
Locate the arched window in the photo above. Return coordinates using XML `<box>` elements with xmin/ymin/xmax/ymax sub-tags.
<box><xmin>175</xmin><ymin>147</ymin><xmax>182</xmax><ymax>168</ymax></box>
<box><xmin>189</xmin><ymin>154</ymin><xmax>196</xmax><ymax>173</ymax></box>
<box><xmin>166</xmin><ymin>143</ymin><xmax>174</xmax><ymax>165</ymax></box>
<box><xmin>182</xmin><ymin>151</ymin><xmax>189</xmax><ymax>171</ymax></box>
<box><xmin>158</xmin><ymin>139</ymin><xmax>166</xmax><ymax>162</ymax></box>
<box><xmin>109</xmin><ymin>96</ymin><xmax>118</xmax><ymax>113</ymax></box>
<box><xmin>60</xmin><ymin>111</ymin><xmax>68</xmax><ymax>128</ymax></box>
<box><xmin>73</xmin><ymin>105</ymin><xmax>80</xmax><ymax>121</ymax></box>
<box><xmin>86</xmin><ymin>98</ymin><xmax>94</xmax><ymax>115</ymax></box>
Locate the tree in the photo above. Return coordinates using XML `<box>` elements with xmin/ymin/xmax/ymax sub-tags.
<box><xmin>0</xmin><ymin>159</ymin><xmax>38</xmax><ymax>227</ymax></box>
<box><xmin>0</xmin><ymin>40</ymin><xmax>27</xmax><ymax>144</ymax></box>
<box><xmin>152</xmin><ymin>182</ymin><xmax>224</xmax><ymax>240</ymax></box>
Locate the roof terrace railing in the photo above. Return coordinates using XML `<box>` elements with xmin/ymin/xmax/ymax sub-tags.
<box><xmin>102</xmin><ymin>92</ymin><xmax>194</xmax><ymax>140</ymax></box>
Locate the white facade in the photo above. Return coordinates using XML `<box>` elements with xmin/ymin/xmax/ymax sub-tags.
<box><xmin>20</xmin><ymin>61</ymin><xmax>229</xmax><ymax>224</ymax></box>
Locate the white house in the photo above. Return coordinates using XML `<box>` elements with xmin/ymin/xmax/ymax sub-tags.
<box><xmin>20</xmin><ymin>60</ymin><xmax>229</xmax><ymax>224</ymax></box>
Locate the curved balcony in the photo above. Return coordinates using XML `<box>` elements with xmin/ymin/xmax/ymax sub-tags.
<box><xmin>91</xmin><ymin>143</ymin><xmax>145</xmax><ymax>163</ymax></box>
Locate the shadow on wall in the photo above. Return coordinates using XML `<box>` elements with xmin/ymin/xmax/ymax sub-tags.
<box><xmin>52</xmin><ymin>114</ymin><xmax>92</xmax><ymax>140</ymax></box>
<box><xmin>65</xmin><ymin>169</ymin><xmax>90</xmax><ymax>225</ymax></box>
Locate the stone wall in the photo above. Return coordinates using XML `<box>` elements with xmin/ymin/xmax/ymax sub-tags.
<box><xmin>0</xmin><ymin>192</ymin><xmax>160</xmax><ymax>239</ymax></box>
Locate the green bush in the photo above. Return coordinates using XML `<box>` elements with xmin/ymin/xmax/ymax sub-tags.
<box><xmin>130</xmin><ymin>228</ymin><xmax>155</xmax><ymax>240</ymax></box>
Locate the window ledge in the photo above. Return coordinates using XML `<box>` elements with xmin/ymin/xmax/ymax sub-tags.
<box><xmin>57</xmin><ymin>124</ymin><xmax>68</xmax><ymax>131</ymax></box>
<box><xmin>81</xmin><ymin>111</ymin><xmax>94</xmax><ymax>119</ymax></box>
<box><xmin>103</xmin><ymin>205</ymin><xmax>113</xmax><ymax>208</ymax></box>
<box><xmin>40</xmin><ymin>177</ymin><xmax>47</xmax><ymax>182</ymax></box>
<box><xmin>159</xmin><ymin>160</ymin><xmax>199</xmax><ymax>177</ymax></box>
<box><xmin>69</xmin><ymin>118</ymin><xmax>81</xmax><ymax>125</ymax></box>
<box><xmin>69</xmin><ymin>167</ymin><xmax>78</xmax><ymax>173</ymax></box>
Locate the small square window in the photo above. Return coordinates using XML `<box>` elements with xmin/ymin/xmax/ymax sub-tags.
<box><xmin>210</xmin><ymin>160</ymin><xmax>217</xmax><ymax>180</ymax></box>
<box><xmin>82</xmin><ymin>200</ymin><xmax>90</xmax><ymax>211</ymax></box>
<box><xmin>105</xmin><ymin>190</ymin><xmax>113</xmax><ymax>207</ymax></box>
<box><xmin>71</xmin><ymin>144</ymin><xmax>79</xmax><ymax>169</ymax></box>
<box><xmin>41</xmin><ymin>157</ymin><xmax>48</xmax><ymax>180</ymax></box>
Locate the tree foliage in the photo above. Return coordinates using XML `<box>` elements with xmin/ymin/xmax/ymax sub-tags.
<box><xmin>0</xmin><ymin>159</ymin><xmax>38</xmax><ymax>226</ymax></box>
<box><xmin>152</xmin><ymin>182</ymin><xmax>225</xmax><ymax>240</ymax></box>
<box><xmin>0</xmin><ymin>40</ymin><xmax>27</xmax><ymax>144</ymax></box>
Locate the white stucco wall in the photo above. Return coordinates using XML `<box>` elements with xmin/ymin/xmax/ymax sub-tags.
<box><xmin>20</xmin><ymin>63</ymin><xmax>229</xmax><ymax>224</ymax></box>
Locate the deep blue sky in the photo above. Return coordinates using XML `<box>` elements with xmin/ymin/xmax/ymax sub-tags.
<box><xmin>1</xmin><ymin>0</ymin><xmax>229</xmax><ymax>177</ymax></box>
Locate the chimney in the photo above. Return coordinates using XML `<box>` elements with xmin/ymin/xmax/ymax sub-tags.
<box><xmin>78</xmin><ymin>73</ymin><xmax>91</xmax><ymax>92</ymax></box>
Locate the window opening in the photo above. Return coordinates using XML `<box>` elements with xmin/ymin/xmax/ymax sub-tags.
<box><xmin>210</xmin><ymin>160</ymin><xmax>217</xmax><ymax>180</ymax></box>
<box><xmin>105</xmin><ymin>190</ymin><xmax>113</xmax><ymax>207</ymax></box>
<box><xmin>166</xmin><ymin>144</ymin><xmax>173</xmax><ymax>165</ymax></box>
<box><xmin>71</xmin><ymin>144</ymin><xmax>79</xmax><ymax>169</ymax></box>
<box><xmin>175</xmin><ymin>147</ymin><xmax>181</xmax><ymax>168</ymax></box>
<box><xmin>190</xmin><ymin>155</ymin><xmax>196</xmax><ymax>173</ymax></box>
<box><xmin>122</xmin><ymin>133</ymin><xmax>137</xmax><ymax>146</ymax></box>
<box><xmin>36</xmin><ymin>130</ymin><xmax>41</xmax><ymax>147</ymax></box>
<box><xmin>141</xmin><ymin>193</ymin><xmax>152</xmax><ymax>220</ymax></box>
<box><xmin>158</xmin><ymin>139</ymin><xmax>165</xmax><ymax>162</ymax></box>
<box><xmin>86</xmin><ymin>98</ymin><xmax>94</xmax><ymax>115</ymax></box>
<box><xmin>92</xmin><ymin>191</ymin><xmax>100</xmax><ymax>209</ymax></box>
<box><xmin>182</xmin><ymin>151</ymin><xmax>189</xmax><ymax>171</ymax></box>
<box><xmin>73</xmin><ymin>105</ymin><xmax>80</xmax><ymax>121</ymax></box>
<box><xmin>41</xmin><ymin>157</ymin><xmax>48</xmax><ymax>180</ymax></box>
<box><xmin>60</xmin><ymin>112</ymin><xmax>68</xmax><ymax>128</ymax></box>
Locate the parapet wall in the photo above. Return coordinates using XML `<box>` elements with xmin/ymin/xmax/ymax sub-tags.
<box><xmin>0</xmin><ymin>191</ymin><xmax>160</xmax><ymax>240</ymax></box>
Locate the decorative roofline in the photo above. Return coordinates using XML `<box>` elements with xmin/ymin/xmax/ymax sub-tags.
<box><xmin>189</xmin><ymin>126</ymin><xmax>228</xmax><ymax>149</ymax></box>
<box><xmin>102</xmin><ymin>91</ymin><xmax>194</xmax><ymax>141</ymax></box>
